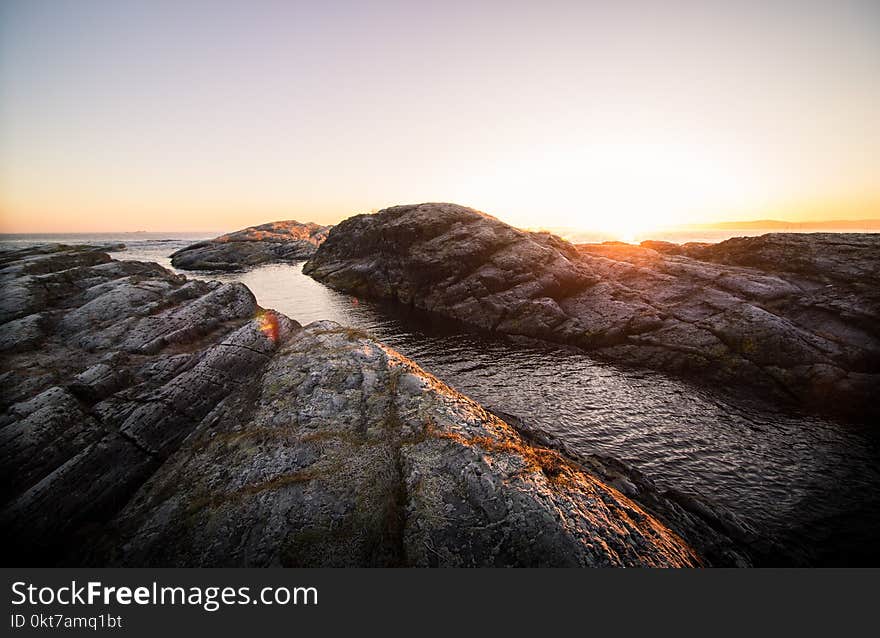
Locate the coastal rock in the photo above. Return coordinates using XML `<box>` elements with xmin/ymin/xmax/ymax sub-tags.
<box><xmin>304</xmin><ymin>203</ymin><xmax>880</xmax><ymax>418</ymax></box>
<box><xmin>170</xmin><ymin>220</ymin><xmax>331</xmax><ymax>271</ymax></box>
<box><xmin>0</xmin><ymin>245</ymin><xmax>274</xmax><ymax>545</ymax></box>
<box><xmin>98</xmin><ymin>322</ymin><xmax>711</xmax><ymax>567</ymax></box>
<box><xmin>0</xmin><ymin>245</ymin><xmax>733</xmax><ymax>566</ymax></box>
<box><xmin>685</xmin><ymin>232</ymin><xmax>880</xmax><ymax>284</ymax></box>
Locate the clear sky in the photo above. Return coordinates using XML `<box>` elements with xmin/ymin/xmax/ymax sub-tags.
<box><xmin>1</xmin><ymin>0</ymin><xmax>878</xmax><ymax>234</ymax></box>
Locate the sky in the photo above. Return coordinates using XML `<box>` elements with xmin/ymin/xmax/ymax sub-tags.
<box><xmin>0</xmin><ymin>0</ymin><xmax>878</xmax><ymax>234</ymax></box>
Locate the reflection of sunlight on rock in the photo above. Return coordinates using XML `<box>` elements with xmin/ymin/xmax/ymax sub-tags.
<box><xmin>255</xmin><ymin>308</ymin><xmax>279</xmax><ymax>342</ymax></box>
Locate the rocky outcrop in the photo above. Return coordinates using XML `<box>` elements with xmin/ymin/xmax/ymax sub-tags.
<box><xmin>682</xmin><ymin>233</ymin><xmax>880</xmax><ymax>284</ymax></box>
<box><xmin>0</xmin><ymin>245</ymin><xmax>736</xmax><ymax>566</ymax></box>
<box><xmin>170</xmin><ymin>220</ymin><xmax>331</xmax><ymax>271</ymax></box>
<box><xmin>303</xmin><ymin>203</ymin><xmax>880</xmax><ymax>418</ymax></box>
<box><xmin>0</xmin><ymin>244</ymin><xmax>273</xmax><ymax>561</ymax></box>
<box><xmin>98</xmin><ymin>323</ymin><xmax>718</xmax><ymax>567</ymax></box>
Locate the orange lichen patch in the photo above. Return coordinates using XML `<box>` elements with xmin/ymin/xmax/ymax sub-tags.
<box><xmin>379</xmin><ymin>345</ymin><xmax>514</xmax><ymax>433</ymax></box>
<box><xmin>424</xmin><ymin>422</ymin><xmax>578</xmax><ymax>485</ymax></box>
<box><xmin>380</xmin><ymin>345</ymin><xmax>451</xmax><ymax>390</ymax></box>
<box><xmin>423</xmin><ymin>423</ymin><xmax>703</xmax><ymax>564</ymax></box>
<box><xmin>191</xmin><ymin>426</ymin><xmax>295</xmax><ymax>451</ymax></box>
<box><xmin>255</xmin><ymin>308</ymin><xmax>280</xmax><ymax>342</ymax></box>
<box><xmin>184</xmin><ymin>467</ymin><xmax>325</xmax><ymax>515</ymax></box>
<box><xmin>237</xmin><ymin>467</ymin><xmax>324</xmax><ymax>496</ymax></box>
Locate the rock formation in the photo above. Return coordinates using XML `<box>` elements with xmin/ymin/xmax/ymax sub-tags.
<box><xmin>170</xmin><ymin>220</ymin><xmax>330</xmax><ymax>271</ymax></box>
<box><xmin>303</xmin><ymin>203</ymin><xmax>880</xmax><ymax>418</ymax></box>
<box><xmin>0</xmin><ymin>245</ymin><xmax>740</xmax><ymax>566</ymax></box>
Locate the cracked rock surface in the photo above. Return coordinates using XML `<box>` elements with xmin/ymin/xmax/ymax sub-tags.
<box><xmin>304</xmin><ymin>203</ymin><xmax>880</xmax><ymax>418</ymax></box>
<box><xmin>0</xmin><ymin>245</ymin><xmax>741</xmax><ymax>566</ymax></box>
<box><xmin>170</xmin><ymin>220</ymin><xmax>331</xmax><ymax>271</ymax></box>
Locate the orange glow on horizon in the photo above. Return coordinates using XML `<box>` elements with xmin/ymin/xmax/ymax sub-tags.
<box><xmin>1</xmin><ymin>2</ymin><xmax>877</xmax><ymax>237</ymax></box>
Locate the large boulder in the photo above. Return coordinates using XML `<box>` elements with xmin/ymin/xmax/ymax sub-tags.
<box><xmin>304</xmin><ymin>203</ymin><xmax>880</xmax><ymax>418</ymax></box>
<box><xmin>0</xmin><ymin>245</ymin><xmax>740</xmax><ymax>566</ymax></box>
<box><xmin>170</xmin><ymin>220</ymin><xmax>331</xmax><ymax>271</ymax></box>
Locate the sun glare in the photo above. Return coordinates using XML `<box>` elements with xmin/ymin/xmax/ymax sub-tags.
<box><xmin>454</xmin><ymin>142</ymin><xmax>749</xmax><ymax>241</ymax></box>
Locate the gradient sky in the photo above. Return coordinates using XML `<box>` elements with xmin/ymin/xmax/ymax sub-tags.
<box><xmin>1</xmin><ymin>0</ymin><xmax>878</xmax><ymax>233</ymax></box>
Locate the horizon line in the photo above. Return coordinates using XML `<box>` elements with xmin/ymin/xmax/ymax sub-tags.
<box><xmin>3</xmin><ymin>217</ymin><xmax>880</xmax><ymax>236</ymax></box>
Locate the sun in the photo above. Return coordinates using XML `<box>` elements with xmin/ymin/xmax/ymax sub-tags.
<box><xmin>587</xmin><ymin>207</ymin><xmax>664</xmax><ymax>243</ymax></box>
<box><xmin>454</xmin><ymin>141</ymin><xmax>742</xmax><ymax>241</ymax></box>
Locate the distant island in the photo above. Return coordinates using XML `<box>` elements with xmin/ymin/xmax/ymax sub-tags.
<box><xmin>537</xmin><ymin>219</ymin><xmax>880</xmax><ymax>238</ymax></box>
<box><xmin>680</xmin><ymin>218</ymin><xmax>880</xmax><ymax>231</ymax></box>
